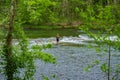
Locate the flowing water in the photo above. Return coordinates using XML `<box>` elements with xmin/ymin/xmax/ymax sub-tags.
<box><xmin>0</xmin><ymin>29</ymin><xmax>120</xmax><ymax>80</ymax></box>
<box><xmin>26</xmin><ymin>29</ymin><xmax>120</xmax><ymax>80</ymax></box>
<box><xmin>32</xmin><ymin>34</ymin><xmax>120</xmax><ymax>80</ymax></box>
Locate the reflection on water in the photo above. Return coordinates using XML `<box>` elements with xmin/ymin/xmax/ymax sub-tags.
<box><xmin>25</xmin><ymin>29</ymin><xmax>82</xmax><ymax>38</ymax></box>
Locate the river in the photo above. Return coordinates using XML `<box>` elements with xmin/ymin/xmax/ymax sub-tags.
<box><xmin>0</xmin><ymin>29</ymin><xmax>120</xmax><ymax>80</ymax></box>
<box><xmin>27</xmin><ymin>29</ymin><xmax>119</xmax><ymax>80</ymax></box>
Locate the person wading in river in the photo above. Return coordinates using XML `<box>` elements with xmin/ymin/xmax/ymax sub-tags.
<box><xmin>56</xmin><ymin>33</ymin><xmax>60</xmax><ymax>44</ymax></box>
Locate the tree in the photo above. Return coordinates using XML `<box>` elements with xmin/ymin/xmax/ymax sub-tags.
<box><xmin>0</xmin><ymin>0</ymin><xmax>56</xmax><ymax>80</ymax></box>
<box><xmin>4</xmin><ymin>0</ymin><xmax>15</xmax><ymax>79</ymax></box>
<box><xmin>80</xmin><ymin>1</ymin><xmax>120</xmax><ymax>80</ymax></box>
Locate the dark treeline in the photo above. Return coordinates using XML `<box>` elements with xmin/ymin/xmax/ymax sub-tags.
<box><xmin>0</xmin><ymin>0</ymin><xmax>120</xmax><ymax>28</ymax></box>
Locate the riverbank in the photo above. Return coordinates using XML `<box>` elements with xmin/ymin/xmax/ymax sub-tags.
<box><xmin>23</xmin><ymin>21</ymin><xmax>82</xmax><ymax>30</ymax></box>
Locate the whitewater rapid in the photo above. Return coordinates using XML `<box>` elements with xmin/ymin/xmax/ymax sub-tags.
<box><xmin>28</xmin><ymin>35</ymin><xmax>119</xmax><ymax>47</ymax></box>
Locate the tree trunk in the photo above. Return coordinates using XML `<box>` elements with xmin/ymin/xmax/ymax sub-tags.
<box><xmin>6</xmin><ymin>0</ymin><xmax>14</xmax><ymax>57</ymax></box>
<box><xmin>108</xmin><ymin>30</ymin><xmax>111</xmax><ymax>80</ymax></box>
<box><xmin>108</xmin><ymin>45</ymin><xmax>111</xmax><ymax>80</ymax></box>
<box><xmin>5</xmin><ymin>0</ymin><xmax>15</xmax><ymax>80</ymax></box>
<box><xmin>62</xmin><ymin>0</ymin><xmax>69</xmax><ymax>18</ymax></box>
<box><xmin>114</xmin><ymin>0</ymin><xmax>117</xmax><ymax>5</ymax></box>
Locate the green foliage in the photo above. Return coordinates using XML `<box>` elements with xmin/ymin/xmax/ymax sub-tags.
<box><xmin>0</xmin><ymin>28</ymin><xmax>5</xmax><ymax>40</ymax></box>
<box><xmin>92</xmin><ymin>60</ymin><xmax>100</xmax><ymax>65</ymax></box>
<box><xmin>0</xmin><ymin>0</ymin><xmax>120</xmax><ymax>80</ymax></box>
<box><xmin>13</xmin><ymin>22</ymin><xmax>56</xmax><ymax>79</ymax></box>
<box><xmin>42</xmin><ymin>75</ymin><xmax>49</xmax><ymax>80</ymax></box>
<box><xmin>1</xmin><ymin>0</ymin><xmax>120</xmax><ymax>27</ymax></box>
<box><xmin>84</xmin><ymin>60</ymin><xmax>100</xmax><ymax>72</ymax></box>
<box><xmin>80</xmin><ymin>2</ymin><xmax>120</xmax><ymax>80</ymax></box>
<box><xmin>17</xmin><ymin>0</ymin><xmax>57</xmax><ymax>25</ymax></box>
<box><xmin>0</xmin><ymin>20</ymin><xmax>56</xmax><ymax>80</ymax></box>
<box><xmin>101</xmin><ymin>63</ymin><xmax>108</xmax><ymax>72</ymax></box>
<box><xmin>31</xmin><ymin>44</ymin><xmax>56</xmax><ymax>64</ymax></box>
<box><xmin>0</xmin><ymin>17</ymin><xmax>9</xmax><ymax>26</ymax></box>
<box><xmin>79</xmin><ymin>11</ymin><xmax>88</xmax><ymax>21</ymax></box>
<box><xmin>112</xmin><ymin>64</ymin><xmax>120</xmax><ymax>80</ymax></box>
<box><xmin>84</xmin><ymin>64</ymin><xmax>91</xmax><ymax>72</ymax></box>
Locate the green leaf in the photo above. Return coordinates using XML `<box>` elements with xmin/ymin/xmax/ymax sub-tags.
<box><xmin>84</xmin><ymin>65</ymin><xmax>91</xmax><ymax>72</ymax></box>
<box><xmin>101</xmin><ymin>63</ymin><xmax>108</xmax><ymax>72</ymax></box>
<box><xmin>42</xmin><ymin>74</ymin><xmax>49</xmax><ymax>80</ymax></box>
<box><xmin>93</xmin><ymin>60</ymin><xmax>100</xmax><ymax>65</ymax></box>
<box><xmin>96</xmin><ymin>47</ymin><xmax>101</xmax><ymax>52</ymax></box>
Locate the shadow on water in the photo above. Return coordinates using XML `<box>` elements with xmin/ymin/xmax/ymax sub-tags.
<box><xmin>24</xmin><ymin>28</ymin><xmax>83</xmax><ymax>38</ymax></box>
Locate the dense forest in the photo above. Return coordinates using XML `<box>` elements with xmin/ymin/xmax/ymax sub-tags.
<box><xmin>0</xmin><ymin>0</ymin><xmax>120</xmax><ymax>28</ymax></box>
<box><xmin>0</xmin><ymin>0</ymin><xmax>120</xmax><ymax>80</ymax></box>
